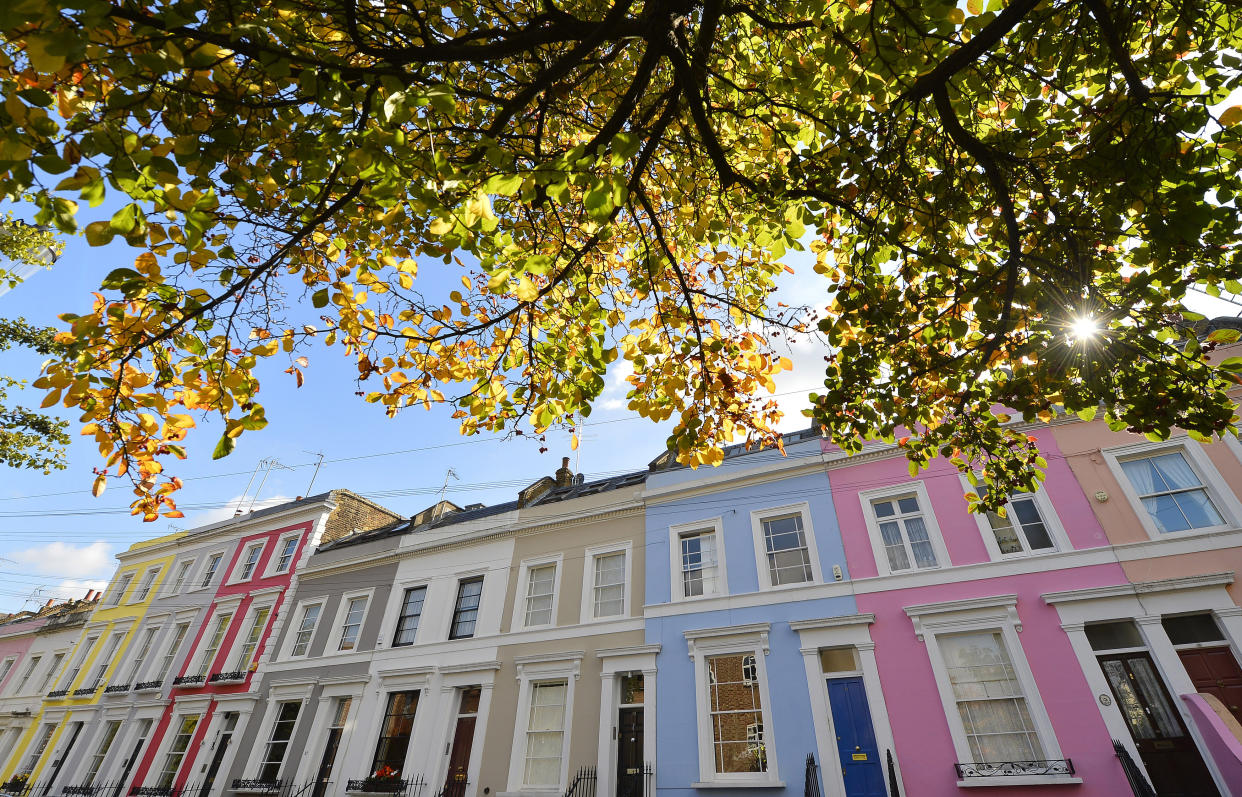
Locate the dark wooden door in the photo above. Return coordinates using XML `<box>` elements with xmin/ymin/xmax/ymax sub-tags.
<box><xmin>616</xmin><ymin>707</ymin><xmax>644</xmax><ymax>797</ymax></box>
<box><xmin>311</xmin><ymin>727</ymin><xmax>344</xmax><ymax>797</ymax></box>
<box><xmin>442</xmin><ymin>716</ymin><xmax>476</xmax><ymax>797</ymax></box>
<box><xmin>1099</xmin><ymin>652</ymin><xmax>1219</xmax><ymax>797</ymax></box>
<box><xmin>1178</xmin><ymin>646</ymin><xmax>1242</xmax><ymax>726</ymax></box>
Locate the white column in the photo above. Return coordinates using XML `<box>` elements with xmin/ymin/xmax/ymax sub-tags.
<box><xmin>1060</xmin><ymin>623</ymin><xmax>1146</xmax><ymax>776</ymax></box>
<box><xmin>855</xmin><ymin>643</ymin><xmax>903</xmax><ymax>797</ymax></box>
<box><xmin>641</xmin><ymin>667</ymin><xmax>657</xmax><ymax>787</ymax></box>
<box><xmin>798</xmin><ymin>648</ymin><xmax>844</xmax><ymax>797</ymax></box>
<box><xmin>596</xmin><ymin>672</ymin><xmax>615</xmax><ymax>797</ymax></box>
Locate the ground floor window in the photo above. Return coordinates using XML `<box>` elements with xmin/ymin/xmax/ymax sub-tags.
<box><xmin>938</xmin><ymin>631</ymin><xmax>1045</xmax><ymax>762</ymax></box>
<box><xmin>156</xmin><ymin>715</ymin><xmax>200</xmax><ymax>788</ymax></box>
<box><xmin>371</xmin><ymin>691</ymin><xmax>420</xmax><ymax>777</ymax></box>
<box><xmin>523</xmin><ymin>681</ymin><xmax>567</xmax><ymax>787</ymax></box>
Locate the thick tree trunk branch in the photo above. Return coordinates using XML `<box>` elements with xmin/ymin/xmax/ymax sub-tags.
<box><xmin>902</xmin><ymin>0</ymin><xmax>1040</xmax><ymax>102</ymax></box>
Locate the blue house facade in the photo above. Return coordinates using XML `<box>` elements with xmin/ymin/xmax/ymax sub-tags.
<box><xmin>643</xmin><ymin>433</ymin><xmax>891</xmax><ymax>797</ymax></box>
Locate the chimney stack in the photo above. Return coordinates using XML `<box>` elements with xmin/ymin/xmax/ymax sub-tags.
<box><xmin>554</xmin><ymin>456</ymin><xmax>574</xmax><ymax>488</ymax></box>
<box><xmin>44</xmin><ymin>598</ymin><xmax>54</xmax><ymax>608</ymax></box>
<box><xmin>83</xmin><ymin>589</ymin><xmax>94</xmax><ymax>601</ymax></box>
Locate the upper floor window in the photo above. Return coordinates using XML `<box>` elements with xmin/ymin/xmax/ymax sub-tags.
<box><xmin>523</xmin><ymin>563</ymin><xmax>558</xmax><ymax>627</ymax></box>
<box><xmin>237</xmin><ymin>544</ymin><xmax>264</xmax><ymax>581</ymax></box>
<box><xmin>194</xmin><ymin>612</ymin><xmax>233</xmax><ymax>677</ymax></box>
<box><xmin>168</xmin><ymin>560</ymin><xmax>194</xmax><ymax>595</ymax></box>
<box><xmin>132</xmin><ymin>567</ymin><xmax>161</xmax><ymax>603</ymax></box>
<box><xmin>126</xmin><ymin>627</ymin><xmax>159</xmax><ymax>683</ymax></box>
<box><xmin>289</xmin><ymin>603</ymin><xmax>322</xmax><ymax>657</ymax></box>
<box><xmin>967</xmin><ymin>480</ymin><xmax>1066</xmax><ymax>559</ymax></box>
<box><xmin>337</xmin><ymin>596</ymin><xmax>369</xmax><ymax>651</ymax></box>
<box><xmin>89</xmin><ymin>632</ymin><xmax>125</xmax><ymax>687</ymax></box>
<box><xmin>392</xmin><ymin>587</ymin><xmax>426</xmax><ymax>647</ymax></box>
<box><xmin>13</xmin><ymin>655</ymin><xmax>40</xmax><ymax>694</ymax></box>
<box><xmin>105</xmin><ymin>573</ymin><xmax>134</xmax><ymax>606</ymax></box>
<box><xmin>0</xmin><ymin>656</ymin><xmax>15</xmax><ymax>685</ymax></box>
<box><xmin>271</xmin><ymin>536</ymin><xmax>299</xmax><ymax>574</ymax></box>
<box><xmin>233</xmin><ymin>606</ymin><xmax>271</xmax><ymax>669</ymax></box>
<box><xmin>200</xmin><ymin>553</ymin><xmax>223</xmax><ymax>588</ymax></box>
<box><xmin>160</xmin><ymin>622</ymin><xmax>191</xmax><ymax>675</ymax></box>
<box><xmin>64</xmin><ymin>635</ymin><xmax>98</xmax><ymax>688</ymax></box>
<box><xmin>680</xmin><ymin>529</ymin><xmax>721</xmax><ymax>598</ymax></box>
<box><xmin>449</xmin><ymin>576</ymin><xmax>484</xmax><ymax>639</ymax></box>
<box><xmin>584</xmin><ymin>545</ymin><xmax>629</xmax><ymax>620</ymax></box>
<box><xmin>37</xmin><ymin>653</ymin><xmax>64</xmax><ymax>693</ymax></box>
<box><xmin>859</xmin><ymin>484</ymin><xmax>947</xmax><ymax>576</ymax></box>
<box><xmin>760</xmin><ymin>514</ymin><xmax>813</xmax><ymax>586</ymax></box>
<box><xmin>1119</xmin><ymin>450</ymin><xmax>1225</xmax><ymax>533</ymax></box>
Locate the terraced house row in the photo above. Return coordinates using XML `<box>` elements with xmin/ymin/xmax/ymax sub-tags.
<box><xmin>7</xmin><ymin>408</ymin><xmax>1242</xmax><ymax>797</ymax></box>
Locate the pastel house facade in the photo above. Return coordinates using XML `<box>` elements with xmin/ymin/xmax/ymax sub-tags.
<box><xmin>642</xmin><ymin>431</ymin><xmax>875</xmax><ymax>797</ymax></box>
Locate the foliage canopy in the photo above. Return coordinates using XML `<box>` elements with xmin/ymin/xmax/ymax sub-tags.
<box><xmin>1</xmin><ymin>0</ymin><xmax>1241</xmax><ymax>518</ymax></box>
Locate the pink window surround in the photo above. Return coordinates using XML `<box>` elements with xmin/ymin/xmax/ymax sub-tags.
<box><xmin>859</xmin><ymin>566</ymin><xmax>1131</xmax><ymax>795</ymax></box>
<box><xmin>825</xmin><ymin>428</ymin><xmax>1109</xmax><ymax>580</ymax></box>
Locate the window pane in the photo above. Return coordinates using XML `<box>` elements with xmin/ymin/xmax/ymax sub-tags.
<box><xmin>819</xmin><ymin>648</ymin><xmax>858</xmax><ymax>674</ymax></box>
<box><xmin>873</xmin><ymin>500</ymin><xmax>895</xmax><ymax>518</ymax></box>
<box><xmin>896</xmin><ymin>496</ymin><xmax>920</xmax><ymax>514</ymax></box>
<box><xmin>450</xmin><ymin>578</ymin><xmax>483</xmax><ymax>639</ymax></box>
<box><xmin>1122</xmin><ymin>453</ymin><xmax>1224</xmax><ymax>532</ymax></box>
<box><xmin>524</xmin><ymin>682</ymin><xmax>567</xmax><ymax>786</ymax></box>
<box><xmin>1085</xmin><ymin>621</ymin><xmax>1144</xmax><ymax>651</ymax></box>
<box><xmin>1162</xmin><ymin>614</ymin><xmax>1225</xmax><ymax>646</ymax></box>
<box><xmin>393</xmin><ymin>587</ymin><xmax>426</xmax><ymax>647</ymax></box>
<box><xmin>939</xmin><ymin>631</ymin><xmax>1044</xmax><ymax>763</ymax></box>
<box><xmin>594</xmin><ymin>553</ymin><xmax>626</xmax><ymax>617</ymax></box>
<box><xmin>706</xmin><ymin>654</ymin><xmax>766</xmax><ymax>774</ymax></box>
<box><xmin>371</xmin><ymin>691</ymin><xmax>420</xmax><ymax>775</ymax></box>
<box><xmin>525</xmin><ymin>565</ymin><xmax>556</xmax><ymax>626</ymax></box>
<box><xmin>681</xmin><ymin>531</ymin><xmax>719</xmax><ymax>598</ymax></box>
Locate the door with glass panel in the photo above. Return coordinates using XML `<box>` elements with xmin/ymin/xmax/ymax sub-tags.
<box><xmin>443</xmin><ymin>687</ymin><xmax>480</xmax><ymax>797</ymax></box>
<box><xmin>820</xmin><ymin>649</ymin><xmax>884</xmax><ymax>797</ymax></box>
<box><xmin>1098</xmin><ymin>652</ymin><xmax>1219</xmax><ymax>797</ymax></box>
<box><xmin>312</xmin><ymin>697</ymin><xmax>352</xmax><ymax>797</ymax></box>
<box><xmin>201</xmin><ymin>712</ymin><xmax>237</xmax><ymax>794</ymax></box>
<box><xmin>615</xmin><ymin>674</ymin><xmax>645</xmax><ymax>797</ymax></box>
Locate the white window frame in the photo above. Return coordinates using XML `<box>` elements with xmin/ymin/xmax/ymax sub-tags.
<box><xmin>857</xmin><ymin>481</ymin><xmax>951</xmax><ymax>577</ymax></box>
<box><xmin>105</xmin><ymin>572</ymin><xmax>135</xmax><ymax>606</ymax></box>
<box><xmin>152</xmin><ymin>712</ymin><xmax>202</xmax><ymax>788</ymax></box>
<box><xmin>191</xmin><ymin>609</ymin><xmax>235</xmax><ymax>677</ymax></box>
<box><xmin>12</xmin><ymin>654</ymin><xmax>41</xmax><ymax>695</ymax></box>
<box><xmin>283</xmin><ymin>600</ymin><xmax>325</xmax><ymax>659</ymax></box>
<box><xmin>83</xmin><ymin>719</ymin><xmax>124</xmax><ymax>786</ymax></box>
<box><xmin>124</xmin><ymin>626</ymin><xmax>160</xmax><ymax>685</ymax></box>
<box><xmin>89</xmin><ymin>630</ymin><xmax>127</xmax><ymax>687</ymax></box>
<box><xmin>198</xmin><ymin>551</ymin><xmax>226</xmax><ymax>589</ymax></box>
<box><xmin>255</xmin><ymin>699</ymin><xmax>304</xmax><ymax>781</ymax></box>
<box><xmin>37</xmin><ymin>652</ymin><xmax>65</xmax><ymax>694</ymax></box>
<box><xmin>131</xmin><ymin>567</ymin><xmax>162</xmax><ymax>603</ymax></box>
<box><xmin>512</xmin><ymin>554</ymin><xmax>563</xmax><ymax>631</ymax></box>
<box><xmin>226</xmin><ymin>603</ymin><xmax>274</xmax><ymax>672</ymax></box>
<box><xmin>63</xmin><ymin>634</ymin><xmax>99</xmax><ymax>690</ymax></box>
<box><xmin>1102</xmin><ymin>438</ymin><xmax>1242</xmax><ymax>540</ymax></box>
<box><xmin>327</xmin><ymin>588</ymin><xmax>375</xmax><ymax>654</ymax></box>
<box><xmin>156</xmin><ymin>620</ymin><xmax>192</xmax><ymax>683</ymax></box>
<box><xmin>264</xmin><ymin>532</ymin><xmax>302</xmax><ymax>577</ymax></box>
<box><xmin>957</xmin><ymin>474</ymin><xmax>1071</xmax><ymax>560</ymax></box>
<box><xmin>684</xmin><ymin>623</ymin><xmax>781</xmax><ymax>788</ymax></box>
<box><xmin>667</xmin><ymin>518</ymin><xmax>729</xmax><ymax>603</ymax></box>
<box><xmin>505</xmin><ymin>654</ymin><xmax>582</xmax><ymax>793</ymax></box>
<box><xmin>388</xmin><ymin>582</ymin><xmax>430</xmax><ymax>648</ymax></box>
<box><xmin>905</xmin><ymin>596</ymin><xmax>1075</xmax><ymax>787</ymax></box>
<box><xmin>165</xmin><ymin>559</ymin><xmax>195</xmax><ymax>597</ymax></box>
<box><xmin>580</xmin><ymin>541</ymin><xmax>632</xmax><ymax>622</ymax></box>
<box><xmin>231</xmin><ymin>542</ymin><xmax>268</xmax><ymax>584</ymax></box>
<box><xmin>0</xmin><ymin>656</ymin><xmax>16</xmax><ymax>687</ymax></box>
<box><xmin>749</xmin><ymin>502</ymin><xmax>823</xmax><ymax>590</ymax></box>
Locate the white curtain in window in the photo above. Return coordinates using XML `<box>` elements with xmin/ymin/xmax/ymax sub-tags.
<box><xmin>939</xmin><ymin>632</ymin><xmax>1045</xmax><ymax>763</ymax></box>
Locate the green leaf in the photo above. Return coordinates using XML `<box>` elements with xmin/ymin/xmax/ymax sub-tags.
<box><xmin>312</xmin><ymin>288</ymin><xmax>329</xmax><ymax>308</ymax></box>
<box><xmin>212</xmin><ymin>433</ymin><xmax>235</xmax><ymax>460</ymax></box>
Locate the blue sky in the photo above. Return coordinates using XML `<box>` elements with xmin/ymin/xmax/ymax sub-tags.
<box><xmin>0</xmin><ymin>213</ymin><xmax>829</xmax><ymax>614</ymax></box>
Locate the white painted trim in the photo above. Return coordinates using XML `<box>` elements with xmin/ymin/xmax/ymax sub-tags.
<box><xmin>1101</xmin><ymin>437</ymin><xmax>1242</xmax><ymax>539</ymax></box>
<box><xmin>129</xmin><ymin>566</ymin><xmax>164</xmax><ymax>604</ymax></box>
<box><xmin>190</xmin><ymin>549</ymin><xmax>228</xmax><ymax>592</ymax></box>
<box><xmin>263</xmin><ymin>531</ymin><xmax>303</xmax><ymax>578</ymax></box>
<box><xmin>512</xmin><ymin>554</ymin><xmax>565</xmax><ymax>632</ymax></box>
<box><xmin>1042</xmin><ymin>572</ymin><xmax>1234</xmax><ymax>605</ymax></box>
<box><xmin>595</xmin><ymin>654</ymin><xmax>658</xmax><ymax>797</ymax></box>
<box><xmin>956</xmin><ymin>474</ymin><xmax>1071</xmax><ymax>559</ymax></box>
<box><xmin>221</xmin><ymin>600</ymin><xmax>276</xmax><ymax>672</ymax></box>
<box><xmin>684</xmin><ymin>625</ymin><xmax>781</xmax><ymax>788</ymax></box>
<box><xmin>856</xmin><ymin>481</ymin><xmax>950</xmax><ymax>576</ymax></box>
<box><xmin>792</xmin><ymin>619</ymin><xmax>904</xmax><ymax>797</ymax></box>
<box><xmin>506</xmin><ymin>656</ymin><xmax>581</xmax><ymax>794</ymax></box>
<box><xmin>749</xmin><ymin>502</ymin><xmax>824</xmax><ymax>591</ymax></box>
<box><xmin>642</xmin><ymin>453</ymin><xmax>828</xmax><ymax>502</ymax></box>
<box><xmin>667</xmin><ymin>517</ymin><xmax>729</xmax><ymax>603</ymax></box>
<box><xmin>229</xmin><ymin>541</ymin><xmax>269</xmax><ymax>585</ymax></box>
<box><xmin>325</xmin><ymin>588</ymin><xmax>377</xmax><ymax>655</ymax></box>
<box><xmin>378</xmin><ymin>578</ymin><xmax>433</xmax><ymax>651</ymax></box>
<box><xmin>580</xmin><ymin>541</ymin><xmax>633</xmax><ymax>623</ymax></box>
<box><xmin>281</xmin><ymin>598</ymin><xmax>326</xmax><ymax>660</ymax></box>
<box><xmin>905</xmin><ymin>601</ymin><xmax>1065</xmax><ymax>773</ymax></box>
<box><xmin>162</xmin><ymin>558</ymin><xmax>196</xmax><ymax>598</ymax></box>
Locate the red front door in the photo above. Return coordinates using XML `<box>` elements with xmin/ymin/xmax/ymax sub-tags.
<box><xmin>443</xmin><ymin>688</ymin><xmax>480</xmax><ymax>797</ymax></box>
<box><xmin>1178</xmin><ymin>646</ymin><xmax>1242</xmax><ymax>726</ymax></box>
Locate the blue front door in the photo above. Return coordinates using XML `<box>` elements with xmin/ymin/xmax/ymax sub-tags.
<box><xmin>827</xmin><ymin>677</ymin><xmax>886</xmax><ymax>797</ymax></box>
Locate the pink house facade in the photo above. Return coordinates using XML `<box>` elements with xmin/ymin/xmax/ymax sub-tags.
<box><xmin>816</xmin><ymin>424</ymin><xmax>1236</xmax><ymax>796</ymax></box>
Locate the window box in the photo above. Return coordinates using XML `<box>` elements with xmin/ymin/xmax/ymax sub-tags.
<box><xmin>231</xmin><ymin>780</ymin><xmax>283</xmax><ymax>793</ymax></box>
<box><xmin>104</xmin><ymin>683</ymin><xmax>131</xmax><ymax>694</ymax></box>
<box><xmin>346</xmin><ymin>779</ymin><xmax>408</xmax><ymax>794</ymax></box>
<box><xmin>46</xmin><ymin>688</ymin><xmax>69</xmax><ymax>698</ymax></box>
<box><xmin>209</xmin><ymin>670</ymin><xmax>247</xmax><ymax>684</ymax></box>
<box><xmin>134</xmin><ymin>679</ymin><xmax>163</xmax><ymax>691</ymax></box>
<box><xmin>172</xmin><ymin>674</ymin><xmax>206</xmax><ymax>687</ymax></box>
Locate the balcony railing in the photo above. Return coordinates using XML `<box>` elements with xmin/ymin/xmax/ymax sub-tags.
<box><xmin>345</xmin><ymin>775</ymin><xmax>426</xmax><ymax>796</ymax></box>
<box><xmin>209</xmin><ymin>670</ymin><xmax>247</xmax><ymax>684</ymax></box>
<box><xmin>128</xmin><ymin>788</ymin><xmax>174</xmax><ymax>797</ymax></box>
<box><xmin>134</xmin><ymin>680</ymin><xmax>163</xmax><ymax>691</ymax></box>
<box><xmin>46</xmin><ymin>689</ymin><xmax>68</xmax><ymax>698</ymax></box>
<box><xmin>171</xmin><ymin>674</ymin><xmax>206</xmax><ymax>687</ymax></box>
<box><xmin>63</xmin><ymin>786</ymin><xmax>101</xmax><ymax>795</ymax></box>
<box><xmin>104</xmin><ymin>683</ymin><xmax>131</xmax><ymax>694</ymax></box>
<box><xmin>231</xmin><ymin>780</ymin><xmax>282</xmax><ymax>792</ymax></box>
<box><xmin>954</xmin><ymin>759</ymin><xmax>1075</xmax><ymax>779</ymax></box>
<box><xmin>73</xmin><ymin>685</ymin><xmax>100</xmax><ymax>696</ymax></box>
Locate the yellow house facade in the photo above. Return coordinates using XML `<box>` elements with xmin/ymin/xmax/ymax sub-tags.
<box><xmin>0</xmin><ymin>533</ymin><xmax>184</xmax><ymax>787</ymax></box>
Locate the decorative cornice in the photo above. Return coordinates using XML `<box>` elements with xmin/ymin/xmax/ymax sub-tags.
<box><xmin>438</xmin><ymin>660</ymin><xmax>502</xmax><ymax>674</ymax></box>
<box><xmin>904</xmin><ymin>595</ymin><xmax>1021</xmax><ymax>642</ymax></box>
<box><xmin>596</xmin><ymin>644</ymin><xmax>662</xmax><ymax>659</ymax></box>
<box><xmin>904</xmin><ymin>594</ymin><xmax>1019</xmax><ymax>619</ymax></box>
<box><xmin>1042</xmin><ymin>572</ymin><xmax>1235</xmax><ymax>605</ymax></box>
<box><xmin>684</xmin><ymin>622</ymin><xmax>771</xmax><ymax>659</ymax></box>
<box><xmin>789</xmin><ymin>614</ymin><xmax>876</xmax><ymax>632</ymax></box>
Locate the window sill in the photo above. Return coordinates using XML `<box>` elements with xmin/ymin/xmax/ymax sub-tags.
<box><xmin>956</xmin><ymin>776</ymin><xmax>1082</xmax><ymax>788</ymax></box>
<box><xmin>691</xmin><ymin>781</ymin><xmax>784</xmax><ymax>789</ymax></box>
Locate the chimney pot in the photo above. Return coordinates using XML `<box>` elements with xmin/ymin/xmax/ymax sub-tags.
<box><xmin>44</xmin><ymin>598</ymin><xmax>54</xmax><ymax>608</ymax></box>
<box><xmin>554</xmin><ymin>456</ymin><xmax>574</xmax><ymax>488</ymax></box>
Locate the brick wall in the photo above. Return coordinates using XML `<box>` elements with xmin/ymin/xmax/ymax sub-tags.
<box><xmin>322</xmin><ymin>490</ymin><xmax>404</xmax><ymax>544</ymax></box>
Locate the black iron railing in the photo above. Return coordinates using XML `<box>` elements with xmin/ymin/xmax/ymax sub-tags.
<box><xmin>129</xmin><ymin>787</ymin><xmax>174</xmax><ymax>797</ymax></box>
<box><xmin>954</xmin><ymin>759</ymin><xmax>1074</xmax><ymax>778</ymax></box>
<box><xmin>73</xmin><ymin>686</ymin><xmax>100</xmax><ymax>696</ymax></box>
<box><xmin>171</xmin><ymin>674</ymin><xmax>205</xmax><ymax>687</ymax></box>
<box><xmin>886</xmin><ymin>749</ymin><xmax>901</xmax><ymax>796</ymax></box>
<box><xmin>231</xmin><ymin>780</ymin><xmax>282</xmax><ymax>792</ymax></box>
<box><xmin>804</xmin><ymin>754</ymin><xmax>821</xmax><ymax>797</ymax></box>
<box><xmin>134</xmin><ymin>680</ymin><xmax>163</xmax><ymax>691</ymax></box>
<box><xmin>209</xmin><ymin>671</ymin><xmax>247</xmax><ymax>683</ymax></box>
<box><xmin>1113</xmin><ymin>739</ymin><xmax>1157</xmax><ymax>797</ymax></box>
<box><xmin>104</xmin><ymin>684</ymin><xmax>131</xmax><ymax>694</ymax></box>
<box><xmin>561</xmin><ymin>767</ymin><xmax>596</xmax><ymax>797</ymax></box>
<box><xmin>345</xmin><ymin>775</ymin><xmax>426</xmax><ymax>796</ymax></box>
<box><xmin>63</xmin><ymin>786</ymin><xmax>100</xmax><ymax>795</ymax></box>
<box><xmin>435</xmin><ymin>781</ymin><xmax>468</xmax><ymax>797</ymax></box>
<box><xmin>46</xmin><ymin>689</ymin><xmax>68</xmax><ymax>698</ymax></box>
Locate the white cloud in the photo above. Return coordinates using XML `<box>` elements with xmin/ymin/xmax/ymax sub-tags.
<box><xmin>187</xmin><ymin>493</ymin><xmax>294</xmax><ymax>528</ymax></box>
<box><xmin>10</xmin><ymin>540</ymin><xmax>115</xmax><ymax>579</ymax></box>
<box><xmin>45</xmin><ymin>578</ymin><xmax>109</xmax><ymax>602</ymax></box>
